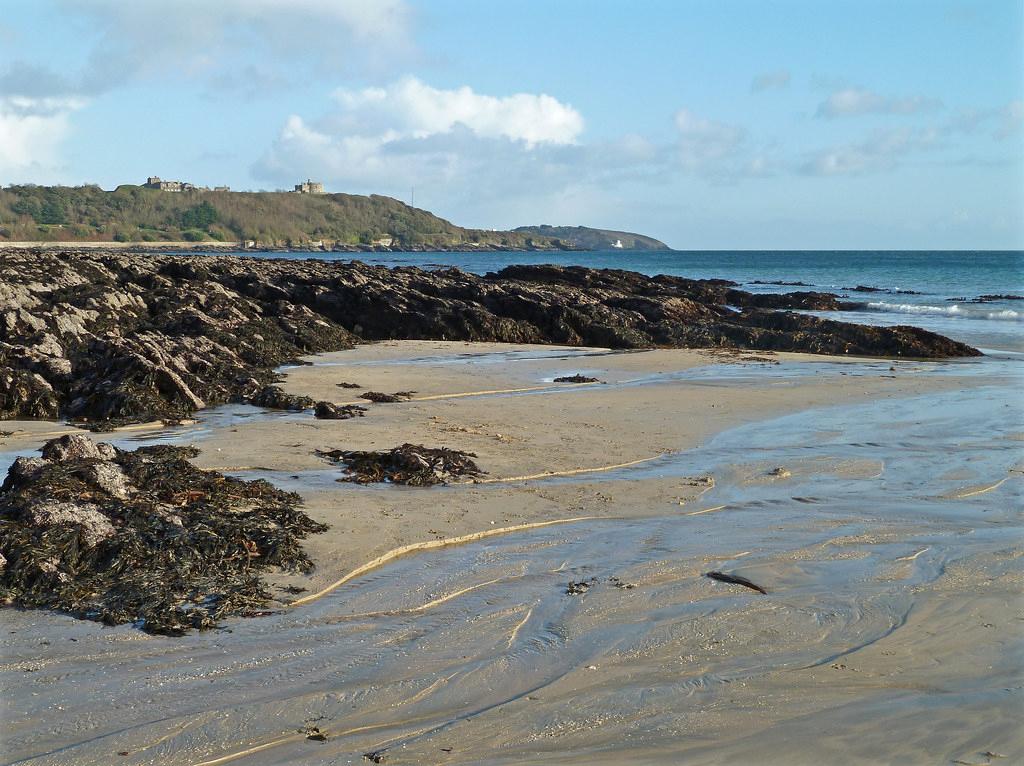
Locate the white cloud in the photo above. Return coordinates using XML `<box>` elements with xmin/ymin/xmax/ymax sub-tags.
<box><xmin>674</xmin><ymin>109</ymin><xmax>745</xmax><ymax>170</ymax></box>
<box><xmin>949</xmin><ymin>100</ymin><xmax>1023</xmax><ymax>141</ymax></box>
<box><xmin>801</xmin><ymin>127</ymin><xmax>940</xmax><ymax>175</ymax></box>
<box><xmin>817</xmin><ymin>87</ymin><xmax>942</xmax><ymax>118</ymax></box>
<box><xmin>58</xmin><ymin>0</ymin><xmax>415</xmax><ymax>93</ymax></box>
<box><xmin>751</xmin><ymin>70</ymin><xmax>791</xmax><ymax>92</ymax></box>
<box><xmin>255</xmin><ymin>81</ymin><xmax>678</xmax><ymax>227</ymax></box>
<box><xmin>256</xmin><ymin>78</ymin><xmax>584</xmax><ymax>191</ymax></box>
<box><xmin>0</xmin><ymin>97</ymin><xmax>83</xmax><ymax>181</ymax></box>
<box><xmin>996</xmin><ymin>100</ymin><xmax>1023</xmax><ymax>139</ymax></box>
<box><xmin>329</xmin><ymin>78</ymin><xmax>584</xmax><ymax>147</ymax></box>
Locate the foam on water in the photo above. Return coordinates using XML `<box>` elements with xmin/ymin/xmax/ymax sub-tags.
<box><xmin>864</xmin><ymin>300</ymin><xmax>1021</xmax><ymax>321</ymax></box>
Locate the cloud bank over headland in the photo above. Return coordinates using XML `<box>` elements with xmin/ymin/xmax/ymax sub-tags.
<box><xmin>0</xmin><ymin>0</ymin><xmax>1021</xmax><ymax>248</ymax></box>
<box><xmin>257</xmin><ymin>78</ymin><xmax>586</xmax><ymax>189</ymax></box>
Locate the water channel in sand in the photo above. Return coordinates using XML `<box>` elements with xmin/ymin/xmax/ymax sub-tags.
<box><xmin>1</xmin><ymin>350</ymin><xmax>1020</xmax><ymax>765</ymax></box>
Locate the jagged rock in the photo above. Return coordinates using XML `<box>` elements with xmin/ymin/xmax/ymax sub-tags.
<box><xmin>40</xmin><ymin>433</ymin><xmax>116</xmax><ymax>462</ymax></box>
<box><xmin>0</xmin><ymin>251</ymin><xmax>980</xmax><ymax>428</ymax></box>
<box><xmin>81</xmin><ymin>462</ymin><xmax>134</xmax><ymax>499</ymax></box>
<box><xmin>0</xmin><ymin>368</ymin><xmax>60</xmax><ymax>419</ymax></box>
<box><xmin>24</xmin><ymin>499</ymin><xmax>116</xmax><ymax>548</ymax></box>
<box><xmin>6</xmin><ymin>457</ymin><xmax>47</xmax><ymax>484</ymax></box>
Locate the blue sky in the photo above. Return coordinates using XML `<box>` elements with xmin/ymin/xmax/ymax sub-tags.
<box><xmin>0</xmin><ymin>0</ymin><xmax>1021</xmax><ymax>248</ymax></box>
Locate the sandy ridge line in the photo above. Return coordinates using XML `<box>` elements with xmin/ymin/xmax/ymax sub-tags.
<box><xmin>287</xmin><ymin>516</ymin><xmax>596</xmax><ymax>607</ymax></box>
<box><xmin>945</xmin><ymin>475</ymin><xmax>1011</xmax><ymax>499</ymax></box>
<box><xmin>463</xmin><ymin>453</ymin><xmax>668</xmax><ymax>484</ymax></box>
<box><xmin>334</xmin><ymin>380</ymin><xmax>602</xmax><ymax>407</ymax></box>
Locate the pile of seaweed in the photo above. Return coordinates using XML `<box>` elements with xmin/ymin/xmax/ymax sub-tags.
<box><xmin>317</xmin><ymin>443</ymin><xmax>484</xmax><ymax>486</ymax></box>
<box><xmin>314</xmin><ymin>402</ymin><xmax>367</xmax><ymax>420</ymax></box>
<box><xmin>359</xmin><ymin>391</ymin><xmax>413</xmax><ymax>403</ymax></box>
<box><xmin>0</xmin><ymin>434</ymin><xmax>327</xmax><ymax>635</ymax></box>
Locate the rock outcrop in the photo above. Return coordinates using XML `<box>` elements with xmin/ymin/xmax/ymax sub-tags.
<box><xmin>0</xmin><ymin>251</ymin><xmax>980</xmax><ymax>427</ymax></box>
<box><xmin>0</xmin><ymin>435</ymin><xmax>327</xmax><ymax>634</ymax></box>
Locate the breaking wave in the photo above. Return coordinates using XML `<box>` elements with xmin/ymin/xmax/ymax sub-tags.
<box><xmin>865</xmin><ymin>301</ymin><xmax>1021</xmax><ymax>322</ymax></box>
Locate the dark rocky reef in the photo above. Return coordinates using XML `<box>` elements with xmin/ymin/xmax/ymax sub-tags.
<box><xmin>0</xmin><ymin>251</ymin><xmax>979</xmax><ymax>427</ymax></box>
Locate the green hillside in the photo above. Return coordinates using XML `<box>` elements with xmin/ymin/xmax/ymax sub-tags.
<box><xmin>513</xmin><ymin>225</ymin><xmax>669</xmax><ymax>250</ymax></box>
<box><xmin>0</xmin><ymin>184</ymin><xmax>561</xmax><ymax>248</ymax></box>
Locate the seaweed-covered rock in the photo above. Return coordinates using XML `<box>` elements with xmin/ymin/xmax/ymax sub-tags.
<box><xmin>553</xmin><ymin>374</ymin><xmax>600</xmax><ymax>383</ymax></box>
<box><xmin>359</xmin><ymin>391</ymin><xmax>411</xmax><ymax>403</ymax></box>
<box><xmin>314</xmin><ymin>401</ymin><xmax>366</xmax><ymax>420</ymax></box>
<box><xmin>317</xmin><ymin>443</ymin><xmax>484</xmax><ymax>486</ymax></box>
<box><xmin>251</xmin><ymin>385</ymin><xmax>314</xmax><ymax>411</ymax></box>
<box><xmin>0</xmin><ymin>367</ymin><xmax>60</xmax><ymax>419</ymax></box>
<box><xmin>40</xmin><ymin>433</ymin><xmax>116</xmax><ymax>462</ymax></box>
<box><xmin>24</xmin><ymin>500</ymin><xmax>116</xmax><ymax>548</ymax></box>
<box><xmin>0</xmin><ymin>252</ymin><xmax>980</xmax><ymax>429</ymax></box>
<box><xmin>0</xmin><ymin>435</ymin><xmax>328</xmax><ymax>634</ymax></box>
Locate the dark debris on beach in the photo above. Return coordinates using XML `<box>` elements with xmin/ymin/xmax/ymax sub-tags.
<box><xmin>314</xmin><ymin>401</ymin><xmax>366</xmax><ymax>420</ymax></box>
<box><xmin>0</xmin><ymin>433</ymin><xmax>327</xmax><ymax>634</ymax></box>
<box><xmin>316</xmin><ymin>443</ymin><xmax>484</xmax><ymax>486</ymax></box>
<box><xmin>359</xmin><ymin>391</ymin><xmax>413</xmax><ymax>403</ymax></box>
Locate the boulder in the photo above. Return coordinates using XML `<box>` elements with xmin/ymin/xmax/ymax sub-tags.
<box><xmin>40</xmin><ymin>433</ymin><xmax>117</xmax><ymax>462</ymax></box>
<box><xmin>24</xmin><ymin>499</ymin><xmax>116</xmax><ymax>548</ymax></box>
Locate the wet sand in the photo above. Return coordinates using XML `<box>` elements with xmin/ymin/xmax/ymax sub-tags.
<box><xmin>0</xmin><ymin>342</ymin><xmax>1020</xmax><ymax>765</ymax></box>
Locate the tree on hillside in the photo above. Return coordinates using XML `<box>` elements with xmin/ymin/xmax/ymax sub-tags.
<box><xmin>179</xmin><ymin>201</ymin><xmax>219</xmax><ymax>230</ymax></box>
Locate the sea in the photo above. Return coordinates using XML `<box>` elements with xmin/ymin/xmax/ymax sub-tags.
<box><xmin>203</xmin><ymin>249</ymin><xmax>1024</xmax><ymax>354</ymax></box>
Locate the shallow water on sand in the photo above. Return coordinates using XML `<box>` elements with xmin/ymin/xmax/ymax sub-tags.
<box><xmin>2</xmin><ymin>359</ymin><xmax>1019</xmax><ymax>765</ymax></box>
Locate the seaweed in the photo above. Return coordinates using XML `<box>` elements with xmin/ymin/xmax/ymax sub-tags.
<box><xmin>251</xmin><ymin>385</ymin><xmax>315</xmax><ymax>411</ymax></box>
<box><xmin>314</xmin><ymin>402</ymin><xmax>367</xmax><ymax>420</ymax></box>
<box><xmin>316</xmin><ymin>443</ymin><xmax>484</xmax><ymax>486</ymax></box>
<box><xmin>553</xmin><ymin>374</ymin><xmax>600</xmax><ymax>383</ymax></box>
<box><xmin>0</xmin><ymin>434</ymin><xmax>328</xmax><ymax>634</ymax></box>
<box><xmin>705</xmin><ymin>570</ymin><xmax>768</xmax><ymax>595</ymax></box>
<box><xmin>359</xmin><ymin>391</ymin><xmax>412</xmax><ymax>403</ymax></box>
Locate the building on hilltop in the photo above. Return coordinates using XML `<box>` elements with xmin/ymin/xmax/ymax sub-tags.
<box><xmin>145</xmin><ymin>176</ymin><xmax>227</xmax><ymax>192</ymax></box>
<box><xmin>146</xmin><ymin>176</ymin><xmax>184</xmax><ymax>192</ymax></box>
<box><xmin>293</xmin><ymin>179</ymin><xmax>325</xmax><ymax>194</ymax></box>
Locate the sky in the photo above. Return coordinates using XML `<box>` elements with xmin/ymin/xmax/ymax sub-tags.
<box><xmin>0</xmin><ymin>0</ymin><xmax>1021</xmax><ymax>249</ymax></box>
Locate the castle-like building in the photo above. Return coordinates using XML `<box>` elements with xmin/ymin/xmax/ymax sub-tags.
<box><xmin>293</xmin><ymin>179</ymin><xmax>325</xmax><ymax>194</ymax></box>
<box><xmin>144</xmin><ymin>176</ymin><xmax>323</xmax><ymax>194</ymax></box>
<box><xmin>144</xmin><ymin>176</ymin><xmax>229</xmax><ymax>192</ymax></box>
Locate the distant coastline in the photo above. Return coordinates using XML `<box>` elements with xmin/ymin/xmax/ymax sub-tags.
<box><xmin>0</xmin><ymin>239</ymin><xmax>588</xmax><ymax>254</ymax></box>
<box><xmin>0</xmin><ymin>184</ymin><xmax>668</xmax><ymax>252</ymax></box>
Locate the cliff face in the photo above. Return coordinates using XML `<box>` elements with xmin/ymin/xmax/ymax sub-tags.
<box><xmin>513</xmin><ymin>225</ymin><xmax>669</xmax><ymax>250</ymax></box>
<box><xmin>0</xmin><ymin>251</ymin><xmax>979</xmax><ymax>427</ymax></box>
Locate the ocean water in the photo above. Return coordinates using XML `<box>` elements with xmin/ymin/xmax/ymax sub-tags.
<box><xmin>203</xmin><ymin>249</ymin><xmax>1024</xmax><ymax>353</ymax></box>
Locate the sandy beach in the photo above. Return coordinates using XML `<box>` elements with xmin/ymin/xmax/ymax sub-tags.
<box><xmin>1</xmin><ymin>340</ymin><xmax>1019</xmax><ymax>765</ymax></box>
